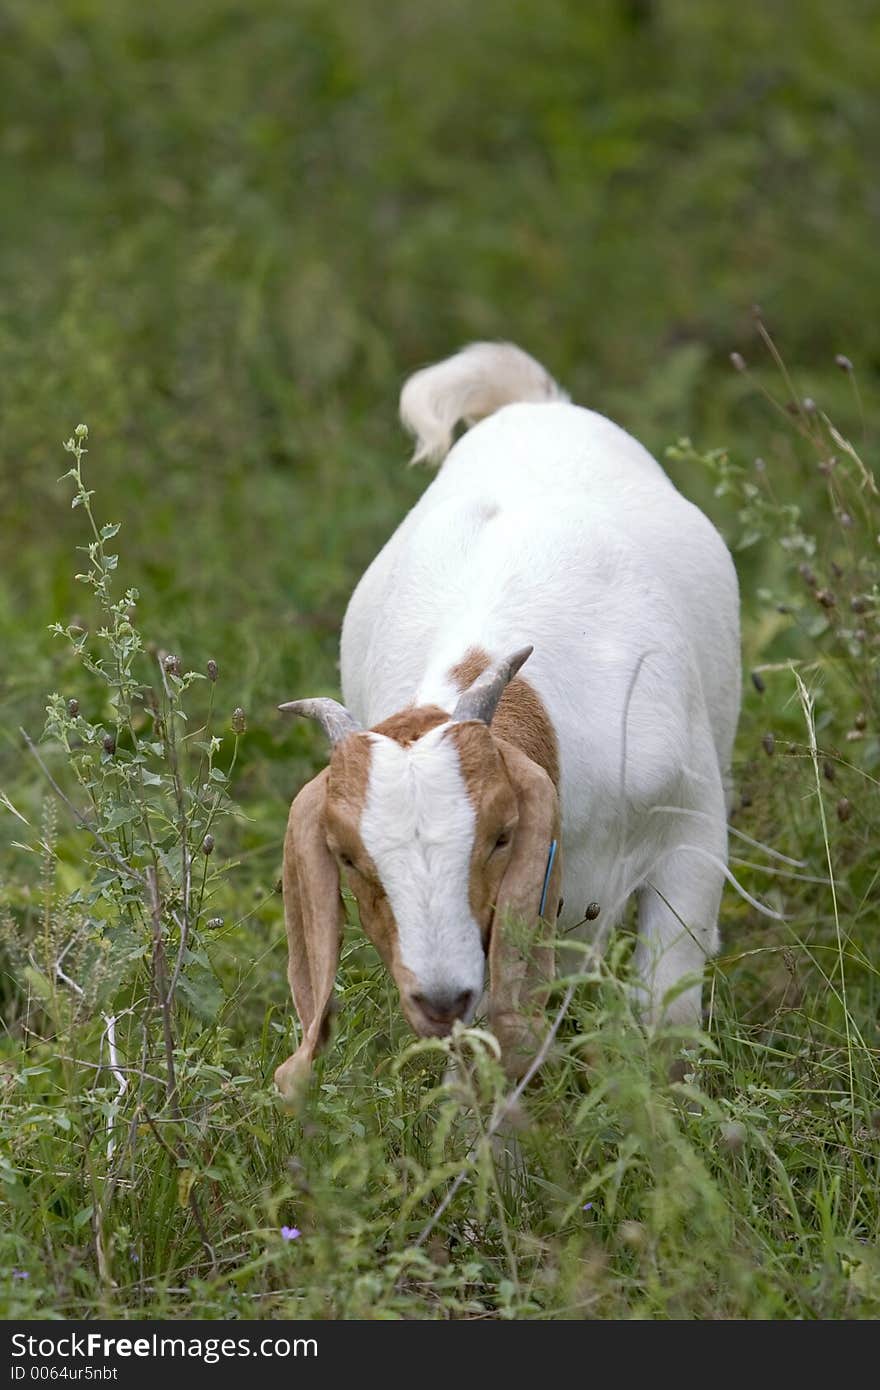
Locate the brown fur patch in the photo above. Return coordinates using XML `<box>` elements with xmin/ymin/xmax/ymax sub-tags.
<box><xmin>326</xmin><ymin>732</ymin><xmax>372</xmax><ymax>820</ymax></box>
<box><xmin>449</xmin><ymin>647</ymin><xmax>490</xmax><ymax>692</ymax></box>
<box><xmin>372</xmin><ymin>704</ymin><xmax>450</xmax><ymax>746</ymax></box>
<box><xmin>448</xmin><ymin>722</ymin><xmax>519</xmax><ymax>933</ymax></box>
<box><xmin>447</xmin><ymin>723</ymin><xmax>561</xmax><ymax>1078</ymax></box>
<box><xmin>324</xmin><ymin>733</ymin><xmax>377</xmax><ymax>881</ymax></box>
<box><xmin>449</xmin><ymin>646</ymin><xmax>560</xmax><ymax>789</ymax></box>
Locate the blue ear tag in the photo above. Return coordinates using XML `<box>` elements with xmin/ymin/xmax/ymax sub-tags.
<box><xmin>539</xmin><ymin>839</ymin><xmax>558</xmax><ymax>917</ymax></box>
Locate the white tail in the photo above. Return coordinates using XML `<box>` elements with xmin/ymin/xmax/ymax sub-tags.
<box><xmin>399</xmin><ymin>342</ymin><xmax>566</xmax><ymax>466</ymax></box>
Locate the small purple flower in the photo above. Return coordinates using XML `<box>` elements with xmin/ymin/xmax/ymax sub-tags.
<box><xmin>12</xmin><ymin>1270</ymin><xmax>29</xmax><ymax>1280</ymax></box>
<box><xmin>280</xmin><ymin>1225</ymin><xmax>301</xmax><ymax>1242</ymax></box>
<box><xmin>582</xmin><ymin>1202</ymin><xmax>593</xmax><ymax>1211</ymax></box>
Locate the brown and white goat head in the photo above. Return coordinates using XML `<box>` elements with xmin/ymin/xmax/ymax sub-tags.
<box><xmin>273</xmin><ymin>648</ymin><xmax>562</xmax><ymax>1100</ymax></box>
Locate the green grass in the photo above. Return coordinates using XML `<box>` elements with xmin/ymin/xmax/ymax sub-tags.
<box><xmin>1</xmin><ymin>0</ymin><xmax>879</xmax><ymax>1320</ymax></box>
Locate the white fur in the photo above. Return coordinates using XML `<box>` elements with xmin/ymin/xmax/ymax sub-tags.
<box><xmin>341</xmin><ymin>343</ymin><xmax>741</xmax><ymax>1026</ymax></box>
<box><xmin>359</xmin><ymin>725</ymin><xmax>485</xmax><ymax>1009</ymax></box>
<box><xmin>400</xmin><ymin>341</ymin><xmax>566</xmax><ymax>465</ymax></box>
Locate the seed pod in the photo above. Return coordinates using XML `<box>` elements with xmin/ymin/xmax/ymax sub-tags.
<box><xmin>102</xmin><ymin>734</ymin><xmax>116</xmax><ymax>755</ymax></box>
<box><xmin>751</xmin><ymin>671</ymin><xmax>766</xmax><ymax>694</ymax></box>
<box><xmin>816</xmin><ymin>588</ymin><xmax>836</xmax><ymax>608</ymax></box>
<box><xmin>802</xmin><ymin>397</ymin><xmax>817</xmax><ymax>415</ymax></box>
<box><xmin>202</xmin><ymin>834</ymin><xmax>215</xmax><ymax>855</ymax></box>
<box><xmin>67</xmin><ymin>698</ymin><xmax>79</xmax><ymax>717</ymax></box>
<box><xmin>854</xmin><ymin>712</ymin><xmax>867</xmax><ymax>731</ymax></box>
<box><xmin>163</xmin><ymin>653</ymin><xmax>181</xmax><ymax>677</ymax></box>
<box><xmin>834</xmin><ymin>354</ymin><xmax>853</xmax><ymax>372</ymax></box>
<box><xmin>836</xmin><ymin>797</ymin><xmax>852</xmax><ymax>823</ymax></box>
<box><xmin>207</xmin><ymin>659</ymin><xmax>218</xmax><ymax>682</ymax></box>
<box><xmin>584</xmin><ymin>902</ymin><xmax>601</xmax><ymax>921</ymax></box>
<box><xmin>231</xmin><ymin>707</ymin><xmax>247</xmax><ymax>734</ymax></box>
<box><xmin>729</xmin><ymin>352</ymin><xmax>746</xmax><ymax>372</ymax></box>
<box><xmin>206</xmin><ymin>916</ymin><xmax>224</xmax><ymax>930</ymax></box>
<box><xmin>75</xmin><ymin>423</ymin><xmax>88</xmax><ymax>439</ymax></box>
<box><xmin>822</xmin><ymin>760</ymin><xmax>836</xmax><ymax>782</ymax></box>
<box><xmin>762</xmin><ymin>733</ymin><xmax>775</xmax><ymax>757</ymax></box>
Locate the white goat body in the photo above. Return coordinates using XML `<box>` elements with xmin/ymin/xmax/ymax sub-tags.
<box><xmin>340</xmin><ymin>344</ymin><xmax>740</xmax><ymax>1024</ymax></box>
<box><xmin>273</xmin><ymin>343</ymin><xmax>741</xmax><ymax>1099</ymax></box>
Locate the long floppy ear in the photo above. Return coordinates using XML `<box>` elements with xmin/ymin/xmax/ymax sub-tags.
<box><xmin>488</xmin><ymin>740</ymin><xmax>562</xmax><ymax>1079</ymax></box>
<box><xmin>274</xmin><ymin>769</ymin><xmax>343</xmax><ymax>1102</ymax></box>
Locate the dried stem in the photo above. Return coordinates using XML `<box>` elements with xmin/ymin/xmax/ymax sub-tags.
<box><xmin>146</xmin><ymin>865</ymin><xmax>178</xmax><ymax>1110</ymax></box>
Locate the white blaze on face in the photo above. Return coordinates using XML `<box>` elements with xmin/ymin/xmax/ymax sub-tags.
<box><xmin>359</xmin><ymin>724</ymin><xmax>485</xmax><ymax>1007</ymax></box>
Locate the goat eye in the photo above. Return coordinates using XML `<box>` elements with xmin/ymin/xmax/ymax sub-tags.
<box><xmin>492</xmin><ymin>830</ymin><xmax>512</xmax><ymax>853</ymax></box>
<box><xmin>338</xmin><ymin>853</ymin><xmax>356</xmax><ymax>871</ymax></box>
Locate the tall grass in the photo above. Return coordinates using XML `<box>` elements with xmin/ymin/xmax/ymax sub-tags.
<box><xmin>1</xmin><ymin>323</ymin><xmax>878</xmax><ymax>1319</ymax></box>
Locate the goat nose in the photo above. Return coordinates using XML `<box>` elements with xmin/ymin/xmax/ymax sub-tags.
<box><xmin>412</xmin><ymin>988</ymin><xmax>474</xmax><ymax>1027</ymax></box>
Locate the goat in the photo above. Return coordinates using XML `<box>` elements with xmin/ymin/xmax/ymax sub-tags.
<box><xmin>274</xmin><ymin>343</ymin><xmax>740</xmax><ymax>1100</ymax></box>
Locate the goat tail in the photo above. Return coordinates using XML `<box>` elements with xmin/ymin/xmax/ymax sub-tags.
<box><xmin>400</xmin><ymin>342</ymin><xmax>567</xmax><ymax>466</ymax></box>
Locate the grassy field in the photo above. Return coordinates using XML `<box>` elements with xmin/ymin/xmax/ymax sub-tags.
<box><xmin>1</xmin><ymin>1</ymin><xmax>879</xmax><ymax>1319</ymax></box>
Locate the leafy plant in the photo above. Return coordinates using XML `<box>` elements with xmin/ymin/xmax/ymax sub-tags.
<box><xmin>6</xmin><ymin>425</ymin><xmax>246</xmax><ymax>1285</ymax></box>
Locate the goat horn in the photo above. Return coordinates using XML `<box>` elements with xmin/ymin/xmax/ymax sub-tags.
<box><xmin>277</xmin><ymin>697</ymin><xmax>362</xmax><ymax>745</ymax></box>
<box><xmin>451</xmin><ymin>645</ymin><xmax>534</xmax><ymax>725</ymax></box>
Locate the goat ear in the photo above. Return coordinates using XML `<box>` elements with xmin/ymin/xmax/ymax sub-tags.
<box><xmin>274</xmin><ymin>769</ymin><xmax>343</xmax><ymax>1102</ymax></box>
<box><xmin>488</xmin><ymin>740</ymin><xmax>562</xmax><ymax>1078</ymax></box>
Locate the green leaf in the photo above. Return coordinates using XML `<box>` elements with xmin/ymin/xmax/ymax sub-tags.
<box><xmin>23</xmin><ymin>966</ymin><xmax>53</xmax><ymax>1001</ymax></box>
<box><xmin>103</xmin><ymin>805</ymin><xmax>140</xmax><ymax>830</ymax></box>
<box><xmin>177</xmin><ymin>966</ymin><xmax>225</xmax><ymax>1021</ymax></box>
